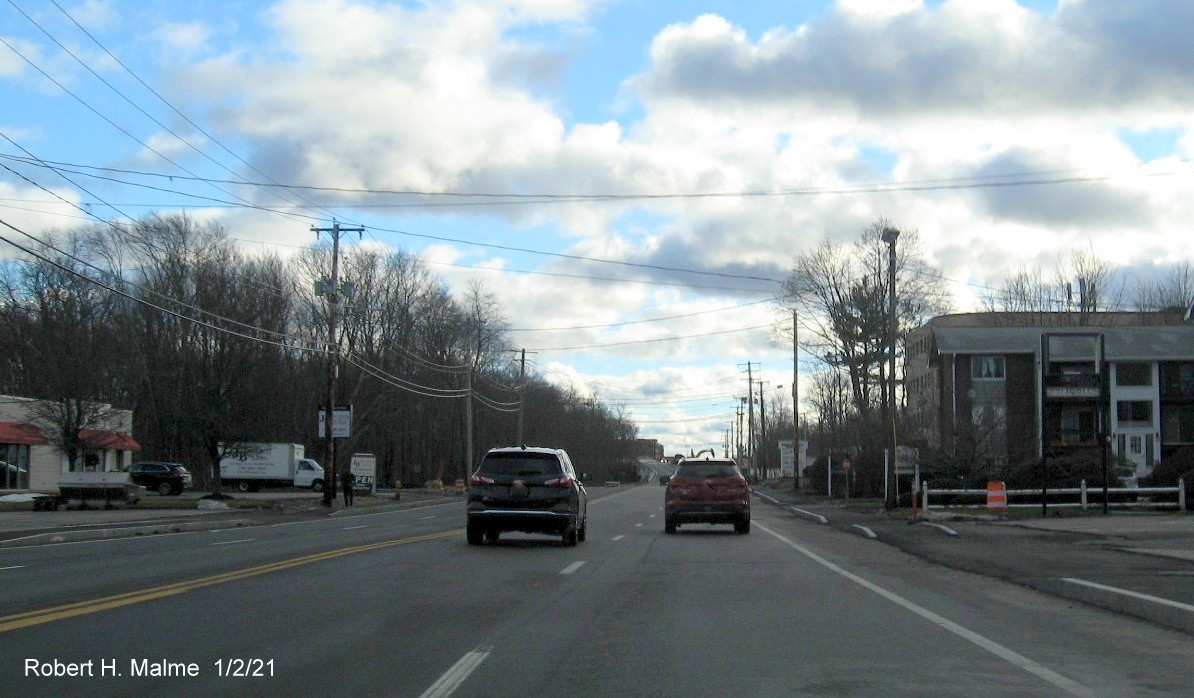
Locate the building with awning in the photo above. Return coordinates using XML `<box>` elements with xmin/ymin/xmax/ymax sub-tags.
<box><xmin>0</xmin><ymin>396</ymin><xmax>140</xmax><ymax>491</ymax></box>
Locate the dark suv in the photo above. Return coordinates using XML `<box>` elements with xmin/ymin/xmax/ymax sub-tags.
<box><xmin>129</xmin><ymin>461</ymin><xmax>192</xmax><ymax>495</ymax></box>
<box><xmin>665</xmin><ymin>457</ymin><xmax>750</xmax><ymax>534</ymax></box>
<box><xmin>466</xmin><ymin>447</ymin><xmax>588</xmax><ymax>546</ymax></box>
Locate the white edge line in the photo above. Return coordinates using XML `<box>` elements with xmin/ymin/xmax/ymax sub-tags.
<box><xmin>560</xmin><ymin>561</ymin><xmax>587</xmax><ymax>575</ymax></box>
<box><xmin>756</xmin><ymin>522</ymin><xmax>1090</xmax><ymax>697</ymax></box>
<box><xmin>852</xmin><ymin>524</ymin><xmax>878</xmax><ymax>539</ymax></box>
<box><xmin>342</xmin><ymin>525</ymin><xmax>368</xmax><ymax>530</ymax></box>
<box><xmin>209</xmin><ymin>538</ymin><xmax>255</xmax><ymax>546</ymax></box>
<box><xmin>1062</xmin><ymin>577</ymin><xmax>1194</xmax><ymax>613</ymax></box>
<box><xmin>419</xmin><ymin>647</ymin><xmax>491</xmax><ymax>698</ymax></box>
<box><xmin>0</xmin><ymin>565</ymin><xmax>26</xmax><ymax>570</ymax></box>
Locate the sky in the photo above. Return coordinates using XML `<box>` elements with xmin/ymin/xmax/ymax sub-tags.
<box><xmin>3</xmin><ymin>0</ymin><xmax>1194</xmax><ymax>456</ymax></box>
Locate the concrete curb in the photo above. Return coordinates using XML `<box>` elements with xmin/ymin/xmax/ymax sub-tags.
<box><xmin>0</xmin><ymin>518</ymin><xmax>253</xmax><ymax>547</ymax></box>
<box><xmin>752</xmin><ymin>491</ymin><xmax>829</xmax><ymax>525</ymax></box>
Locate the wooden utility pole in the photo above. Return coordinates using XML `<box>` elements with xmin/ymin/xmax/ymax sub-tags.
<box><xmin>793</xmin><ymin>309</ymin><xmax>800</xmax><ymax>490</ymax></box>
<box><xmin>313</xmin><ymin>221</ymin><xmax>363</xmax><ymax>507</ymax></box>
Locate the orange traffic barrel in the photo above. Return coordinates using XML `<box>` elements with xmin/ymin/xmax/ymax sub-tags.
<box><xmin>987</xmin><ymin>481</ymin><xmax>1008</xmax><ymax>513</ymax></box>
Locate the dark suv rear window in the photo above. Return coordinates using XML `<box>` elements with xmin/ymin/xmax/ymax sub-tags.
<box><xmin>675</xmin><ymin>463</ymin><xmax>739</xmax><ymax>478</ymax></box>
<box><xmin>478</xmin><ymin>453</ymin><xmax>563</xmax><ymax>476</ymax></box>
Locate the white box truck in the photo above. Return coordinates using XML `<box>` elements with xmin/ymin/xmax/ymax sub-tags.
<box><xmin>221</xmin><ymin>443</ymin><xmax>325</xmax><ymax>492</ymax></box>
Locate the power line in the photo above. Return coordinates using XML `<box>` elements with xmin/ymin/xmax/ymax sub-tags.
<box><xmin>531</xmin><ymin>323</ymin><xmax>772</xmax><ymax>351</ymax></box>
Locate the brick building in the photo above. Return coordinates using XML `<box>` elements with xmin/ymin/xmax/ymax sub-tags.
<box><xmin>905</xmin><ymin>312</ymin><xmax>1194</xmax><ymax>481</ymax></box>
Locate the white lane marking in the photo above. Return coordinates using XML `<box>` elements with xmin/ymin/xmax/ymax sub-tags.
<box><xmin>852</xmin><ymin>524</ymin><xmax>878</xmax><ymax>539</ymax></box>
<box><xmin>612</xmin><ymin>535</ymin><xmax>625</xmax><ymax>541</ymax></box>
<box><xmin>917</xmin><ymin>522</ymin><xmax>959</xmax><ymax>536</ymax></box>
<box><xmin>635</xmin><ymin>523</ymin><xmax>643</xmax><ymax>527</ymax></box>
<box><xmin>419</xmin><ymin>646</ymin><xmax>491</xmax><ymax>698</ymax></box>
<box><xmin>648</xmin><ymin>514</ymin><xmax>656</xmax><ymax>518</ymax></box>
<box><xmin>342</xmin><ymin>525</ymin><xmax>368</xmax><ymax>530</ymax></box>
<box><xmin>209</xmin><ymin>538</ymin><xmax>255</xmax><ymax>546</ymax></box>
<box><xmin>560</xmin><ymin>561</ymin><xmax>587</xmax><ymax>575</ymax></box>
<box><xmin>1062</xmin><ymin>577</ymin><xmax>1194</xmax><ymax>613</ymax></box>
<box><xmin>757</xmin><ymin>523</ymin><xmax>1090</xmax><ymax>697</ymax></box>
<box><xmin>420</xmin><ymin>516</ymin><xmax>436</xmax><ymax>520</ymax></box>
<box><xmin>1</xmin><ymin>565</ymin><xmax>26</xmax><ymax>571</ymax></box>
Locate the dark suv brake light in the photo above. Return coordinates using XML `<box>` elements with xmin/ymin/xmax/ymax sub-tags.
<box><xmin>470</xmin><ymin>474</ymin><xmax>495</xmax><ymax>486</ymax></box>
<box><xmin>543</xmin><ymin>475</ymin><xmax>573</xmax><ymax>487</ymax></box>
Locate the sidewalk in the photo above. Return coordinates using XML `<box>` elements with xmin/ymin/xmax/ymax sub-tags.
<box><xmin>0</xmin><ymin>489</ymin><xmax>460</xmax><ymax>546</ymax></box>
<box><xmin>753</xmin><ymin>479</ymin><xmax>1194</xmax><ymax>562</ymax></box>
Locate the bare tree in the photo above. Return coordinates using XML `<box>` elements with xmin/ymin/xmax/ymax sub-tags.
<box><xmin>1133</xmin><ymin>261</ymin><xmax>1194</xmax><ymax>312</ymax></box>
<box><xmin>780</xmin><ymin>219</ymin><xmax>950</xmax><ymax>420</ymax></box>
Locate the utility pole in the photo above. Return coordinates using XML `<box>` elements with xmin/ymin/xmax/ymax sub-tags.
<box><xmin>517</xmin><ymin>348</ymin><xmax>526</xmax><ymax>445</ymax></box>
<box><xmin>881</xmin><ymin>227</ymin><xmax>900</xmax><ymax>509</ymax></box>
<box><xmin>758</xmin><ymin>380</ymin><xmax>768</xmax><ymax>480</ymax></box>
<box><xmin>792</xmin><ymin>309</ymin><xmax>800</xmax><ymax>490</ymax></box>
<box><xmin>730</xmin><ymin>400</ymin><xmax>740</xmax><ymax>460</ymax></box>
<box><xmin>740</xmin><ymin>362</ymin><xmax>756</xmax><ymax>479</ymax></box>
<box><xmin>466</xmin><ymin>344</ymin><xmax>474</xmax><ymax>480</ymax></box>
<box><xmin>313</xmin><ymin>221</ymin><xmax>364</xmax><ymax>507</ymax></box>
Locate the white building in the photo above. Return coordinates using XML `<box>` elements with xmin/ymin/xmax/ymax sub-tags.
<box><xmin>0</xmin><ymin>395</ymin><xmax>140</xmax><ymax>491</ymax></box>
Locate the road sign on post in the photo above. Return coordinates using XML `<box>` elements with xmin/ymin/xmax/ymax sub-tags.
<box><xmin>317</xmin><ymin>404</ymin><xmax>353</xmax><ymax>438</ymax></box>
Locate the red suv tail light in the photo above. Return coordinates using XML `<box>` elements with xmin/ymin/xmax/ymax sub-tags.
<box><xmin>543</xmin><ymin>475</ymin><xmax>573</xmax><ymax>487</ymax></box>
<box><xmin>470</xmin><ymin>474</ymin><xmax>495</xmax><ymax>486</ymax></box>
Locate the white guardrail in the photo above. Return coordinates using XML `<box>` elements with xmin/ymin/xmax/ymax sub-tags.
<box><xmin>922</xmin><ymin>479</ymin><xmax>1186</xmax><ymax>513</ymax></box>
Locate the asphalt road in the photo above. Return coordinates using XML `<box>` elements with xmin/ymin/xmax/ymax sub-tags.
<box><xmin>2</xmin><ymin>485</ymin><xmax>1192</xmax><ymax>696</ymax></box>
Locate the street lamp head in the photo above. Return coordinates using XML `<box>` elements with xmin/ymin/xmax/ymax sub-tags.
<box><xmin>881</xmin><ymin>227</ymin><xmax>900</xmax><ymax>245</ymax></box>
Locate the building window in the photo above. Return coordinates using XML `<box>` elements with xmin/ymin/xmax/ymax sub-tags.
<box><xmin>1116</xmin><ymin>400</ymin><xmax>1153</xmax><ymax>427</ymax></box>
<box><xmin>2</xmin><ymin>444</ymin><xmax>30</xmax><ymax>489</ymax></box>
<box><xmin>1162</xmin><ymin>404</ymin><xmax>1194</xmax><ymax>445</ymax></box>
<box><xmin>971</xmin><ymin>355</ymin><xmax>1005</xmax><ymax>380</ymax></box>
<box><xmin>1116</xmin><ymin>363</ymin><xmax>1151</xmax><ymax>387</ymax></box>
<box><xmin>1161</xmin><ymin>363</ymin><xmax>1194</xmax><ymax>397</ymax></box>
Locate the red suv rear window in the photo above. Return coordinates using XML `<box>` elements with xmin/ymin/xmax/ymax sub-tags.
<box><xmin>675</xmin><ymin>463</ymin><xmax>739</xmax><ymax>478</ymax></box>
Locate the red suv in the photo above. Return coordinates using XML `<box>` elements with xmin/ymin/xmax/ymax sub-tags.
<box><xmin>665</xmin><ymin>458</ymin><xmax>750</xmax><ymax>534</ymax></box>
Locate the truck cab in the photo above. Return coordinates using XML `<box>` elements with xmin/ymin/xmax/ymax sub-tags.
<box><xmin>295</xmin><ymin>459</ymin><xmax>325</xmax><ymax>490</ymax></box>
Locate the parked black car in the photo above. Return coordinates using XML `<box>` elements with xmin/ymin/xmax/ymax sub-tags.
<box><xmin>466</xmin><ymin>446</ymin><xmax>587</xmax><ymax>546</ymax></box>
<box><xmin>129</xmin><ymin>461</ymin><xmax>192</xmax><ymax>495</ymax></box>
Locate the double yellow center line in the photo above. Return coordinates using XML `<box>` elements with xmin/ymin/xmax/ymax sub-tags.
<box><xmin>0</xmin><ymin>529</ymin><xmax>460</xmax><ymax>634</ymax></box>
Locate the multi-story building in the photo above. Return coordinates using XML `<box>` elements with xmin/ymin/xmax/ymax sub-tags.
<box><xmin>0</xmin><ymin>395</ymin><xmax>140</xmax><ymax>491</ymax></box>
<box><xmin>905</xmin><ymin>311</ymin><xmax>1194</xmax><ymax>480</ymax></box>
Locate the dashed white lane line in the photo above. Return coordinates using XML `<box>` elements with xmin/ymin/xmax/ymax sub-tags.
<box><xmin>419</xmin><ymin>646</ymin><xmax>491</xmax><ymax>698</ymax></box>
<box><xmin>612</xmin><ymin>535</ymin><xmax>625</xmax><ymax>541</ymax></box>
<box><xmin>209</xmin><ymin>538</ymin><xmax>255</xmax><ymax>546</ymax></box>
<box><xmin>342</xmin><ymin>525</ymin><xmax>368</xmax><ymax>530</ymax></box>
<box><xmin>757</xmin><ymin>523</ymin><xmax>1090</xmax><ymax>697</ymax></box>
<box><xmin>1062</xmin><ymin>577</ymin><xmax>1194</xmax><ymax>613</ymax></box>
<box><xmin>635</xmin><ymin>523</ymin><xmax>643</xmax><ymax>527</ymax></box>
<box><xmin>560</xmin><ymin>561</ymin><xmax>587</xmax><ymax>575</ymax></box>
<box><xmin>1</xmin><ymin>565</ymin><xmax>26</xmax><ymax>571</ymax></box>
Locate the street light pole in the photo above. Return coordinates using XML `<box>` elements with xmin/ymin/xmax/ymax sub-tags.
<box><xmin>881</xmin><ymin>226</ymin><xmax>900</xmax><ymax>510</ymax></box>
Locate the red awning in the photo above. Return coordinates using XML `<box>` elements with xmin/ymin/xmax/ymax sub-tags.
<box><xmin>0</xmin><ymin>421</ymin><xmax>49</xmax><ymax>445</ymax></box>
<box><xmin>79</xmin><ymin>429</ymin><xmax>142</xmax><ymax>451</ymax></box>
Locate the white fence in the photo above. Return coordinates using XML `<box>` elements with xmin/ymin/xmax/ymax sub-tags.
<box><xmin>922</xmin><ymin>479</ymin><xmax>1186</xmax><ymax>513</ymax></box>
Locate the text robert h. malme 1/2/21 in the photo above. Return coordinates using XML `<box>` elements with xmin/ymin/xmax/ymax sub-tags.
<box><xmin>24</xmin><ymin>657</ymin><xmax>275</xmax><ymax>678</ymax></box>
